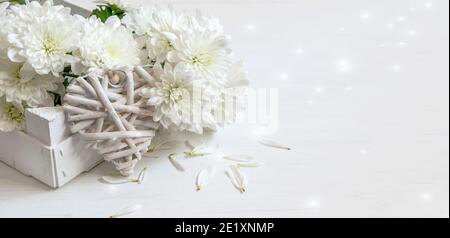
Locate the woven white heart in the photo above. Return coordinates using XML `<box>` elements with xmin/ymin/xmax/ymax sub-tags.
<box><xmin>63</xmin><ymin>66</ymin><xmax>158</xmax><ymax>177</ymax></box>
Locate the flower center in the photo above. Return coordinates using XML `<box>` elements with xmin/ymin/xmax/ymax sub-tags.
<box><xmin>105</xmin><ymin>45</ymin><xmax>119</xmax><ymax>60</ymax></box>
<box><xmin>164</xmin><ymin>40</ymin><xmax>174</xmax><ymax>50</ymax></box>
<box><xmin>165</xmin><ymin>82</ymin><xmax>187</xmax><ymax>103</ymax></box>
<box><xmin>192</xmin><ymin>52</ymin><xmax>213</xmax><ymax>66</ymax></box>
<box><xmin>42</xmin><ymin>33</ymin><xmax>60</xmax><ymax>55</ymax></box>
<box><xmin>4</xmin><ymin>104</ymin><xmax>25</xmax><ymax>123</ymax></box>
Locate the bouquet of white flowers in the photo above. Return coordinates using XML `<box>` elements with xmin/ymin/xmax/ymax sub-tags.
<box><xmin>0</xmin><ymin>0</ymin><xmax>248</xmax><ymax>176</ymax></box>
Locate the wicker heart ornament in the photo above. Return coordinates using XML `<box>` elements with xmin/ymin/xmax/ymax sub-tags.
<box><xmin>63</xmin><ymin>66</ymin><xmax>159</xmax><ymax>176</ymax></box>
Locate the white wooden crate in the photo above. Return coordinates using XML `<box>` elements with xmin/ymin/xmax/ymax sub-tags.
<box><xmin>0</xmin><ymin>107</ymin><xmax>103</xmax><ymax>188</ymax></box>
<box><xmin>0</xmin><ymin>0</ymin><xmax>103</xmax><ymax>188</ymax></box>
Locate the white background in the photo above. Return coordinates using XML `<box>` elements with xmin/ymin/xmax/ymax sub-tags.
<box><xmin>0</xmin><ymin>0</ymin><xmax>448</xmax><ymax>218</ymax></box>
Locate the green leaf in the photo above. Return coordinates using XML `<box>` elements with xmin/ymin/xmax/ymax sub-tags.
<box><xmin>63</xmin><ymin>77</ymin><xmax>70</xmax><ymax>88</ymax></box>
<box><xmin>91</xmin><ymin>4</ymin><xmax>126</xmax><ymax>23</ymax></box>
<box><xmin>2</xmin><ymin>0</ymin><xmax>26</xmax><ymax>5</ymax></box>
<box><xmin>51</xmin><ymin>92</ymin><xmax>62</xmax><ymax>106</ymax></box>
<box><xmin>91</xmin><ymin>5</ymin><xmax>114</xmax><ymax>23</ymax></box>
<box><xmin>52</xmin><ymin>66</ymin><xmax>76</xmax><ymax>106</ymax></box>
<box><xmin>62</xmin><ymin>65</ymin><xmax>78</xmax><ymax>79</ymax></box>
<box><xmin>110</xmin><ymin>4</ymin><xmax>126</xmax><ymax>18</ymax></box>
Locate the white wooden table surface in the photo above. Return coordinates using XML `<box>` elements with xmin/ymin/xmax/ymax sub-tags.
<box><xmin>0</xmin><ymin>0</ymin><xmax>448</xmax><ymax>218</ymax></box>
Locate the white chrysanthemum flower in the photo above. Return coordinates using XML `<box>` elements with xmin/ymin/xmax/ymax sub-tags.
<box><xmin>6</xmin><ymin>0</ymin><xmax>82</xmax><ymax>76</ymax></box>
<box><xmin>123</xmin><ymin>6</ymin><xmax>187</xmax><ymax>63</ymax></box>
<box><xmin>95</xmin><ymin>0</ymin><xmax>130</xmax><ymax>11</ymax></box>
<box><xmin>125</xmin><ymin>6</ymin><xmax>248</xmax><ymax>134</ymax></box>
<box><xmin>73</xmin><ymin>16</ymin><xmax>140</xmax><ymax>74</ymax></box>
<box><xmin>140</xmin><ymin>63</ymin><xmax>215</xmax><ymax>134</ymax></box>
<box><xmin>167</xmin><ymin>30</ymin><xmax>232</xmax><ymax>88</ymax></box>
<box><xmin>0</xmin><ymin>96</ymin><xmax>26</xmax><ymax>132</ymax></box>
<box><xmin>0</xmin><ymin>59</ymin><xmax>61</xmax><ymax>107</ymax></box>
